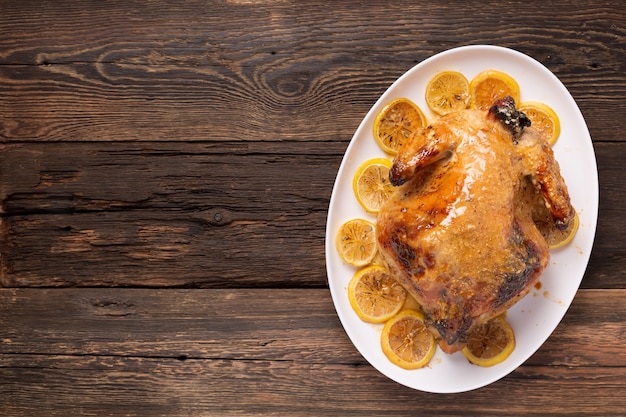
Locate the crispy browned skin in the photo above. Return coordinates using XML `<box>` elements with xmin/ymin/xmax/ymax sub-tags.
<box><xmin>376</xmin><ymin>103</ymin><xmax>575</xmax><ymax>353</ymax></box>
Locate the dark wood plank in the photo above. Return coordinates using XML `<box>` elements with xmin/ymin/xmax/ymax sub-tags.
<box><xmin>0</xmin><ymin>288</ymin><xmax>350</xmax><ymax>361</ymax></box>
<box><xmin>1</xmin><ymin>355</ymin><xmax>624</xmax><ymax>416</ymax></box>
<box><xmin>0</xmin><ymin>289</ymin><xmax>623</xmax><ymax>366</ymax></box>
<box><xmin>0</xmin><ymin>141</ymin><xmax>340</xmax><ymax>214</ymax></box>
<box><xmin>0</xmin><ymin>141</ymin><xmax>338</xmax><ymax>288</ymax></box>
<box><xmin>1</xmin><ymin>141</ymin><xmax>623</xmax><ymax>288</ymax></box>
<box><xmin>0</xmin><ymin>0</ymin><xmax>624</xmax><ymax>142</ymax></box>
<box><xmin>0</xmin><ymin>288</ymin><xmax>624</xmax><ymax>416</ymax></box>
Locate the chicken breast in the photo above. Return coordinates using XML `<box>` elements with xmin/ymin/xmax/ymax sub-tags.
<box><xmin>376</xmin><ymin>97</ymin><xmax>575</xmax><ymax>353</ymax></box>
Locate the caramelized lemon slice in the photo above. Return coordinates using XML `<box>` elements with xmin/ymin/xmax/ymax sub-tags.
<box><xmin>462</xmin><ymin>315</ymin><xmax>515</xmax><ymax>367</ymax></box>
<box><xmin>381</xmin><ymin>309</ymin><xmax>436</xmax><ymax>370</ymax></box>
<box><xmin>348</xmin><ymin>265</ymin><xmax>407</xmax><ymax>324</ymax></box>
<box><xmin>373</xmin><ymin>98</ymin><xmax>426</xmax><ymax>155</ymax></box>
<box><xmin>425</xmin><ymin>71</ymin><xmax>470</xmax><ymax>115</ymax></box>
<box><xmin>469</xmin><ymin>69</ymin><xmax>520</xmax><ymax>111</ymax></box>
<box><xmin>352</xmin><ymin>158</ymin><xmax>394</xmax><ymax>214</ymax></box>
<box><xmin>518</xmin><ymin>101</ymin><xmax>561</xmax><ymax>146</ymax></box>
<box><xmin>336</xmin><ymin>218</ymin><xmax>377</xmax><ymax>267</ymax></box>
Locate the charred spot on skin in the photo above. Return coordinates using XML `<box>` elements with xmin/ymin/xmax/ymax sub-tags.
<box><xmin>554</xmin><ymin>216</ymin><xmax>572</xmax><ymax>231</ymax></box>
<box><xmin>428</xmin><ymin>318</ymin><xmax>449</xmax><ymax>339</ymax></box>
<box><xmin>495</xmin><ymin>270</ymin><xmax>531</xmax><ymax>308</ymax></box>
<box><xmin>494</xmin><ymin>224</ymin><xmax>542</xmax><ymax>308</ymax></box>
<box><xmin>390</xmin><ymin>162</ymin><xmax>407</xmax><ymax>186</ymax></box>
<box><xmin>488</xmin><ymin>96</ymin><xmax>531</xmax><ymax>140</ymax></box>
<box><xmin>390</xmin><ymin>233</ymin><xmax>434</xmax><ymax>277</ymax></box>
<box><xmin>428</xmin><ymin>314</ymin><xmax>472</xmax><ymax>346</ymax></box>
<box><xmin>391</xmin><ymin>234</ymin><xmax>415</xmax><ymax>270</ymax></box>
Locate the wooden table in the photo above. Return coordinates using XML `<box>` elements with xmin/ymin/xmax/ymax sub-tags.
<box><xmin>1</xmin><ymin>1</ymin><xmax>624</xmax><ymax>415</ymax></box>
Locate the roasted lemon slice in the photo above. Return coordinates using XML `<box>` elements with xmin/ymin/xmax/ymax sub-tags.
<box><xmin>381</xmin><ymin>309</ymin><xmax>436</xmax><ymax>370</ymax></box>
<box><xmin>469</xmin><ymin>69</ymin><xmax>521</xmax><ymax>111</ymax></box>
<box><xmin>425</xmin><ymin>71</ymin><xmax>470</xmax><ymax>115</ymax></box>
<box><xmin>462</xmin><ymin>315</ymin><xmax>515</xmax><ymax>367</ymax></box>
<box><xmin>518</xmin><ymin>101</ymin><xmax>561</xmax><ymax>146</ymax></box>
<box><xmin>352</xmin><ymin>158</ymin><xmax>394</xmax><ymax>214</ymax></box>
<box><xmin>336</xmin><ymin>218</ymin><xmax>377</xmax><ymax>267</ymax></box>
<box><xmin>373</xmin><ymin>98</ymin><xmax>426</xmax><ymax>155</ymax></box>
<box><xmin>348</xmin><ymin>265</ymin><xmax>407</xmax><ymax>324</ymax></box>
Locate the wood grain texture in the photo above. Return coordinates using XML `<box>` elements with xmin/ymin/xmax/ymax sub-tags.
<box><xmin>0</xmin><ymin>141</ymin><xmax>337</xmax><ymax>287</ymax></box>
<box><xmin>0</xmin><ymin>288</ymin><xmax>624</xmax><ymax>416</ymax></box>
<box><xmin>1</xmin><ymin>355</ymin><xmax>624</xmax><ymax>416</ymax></box>
<box><xmin>0</xmin><ymin>0</ymin><xmax>624</xmax><ymax>142</ymax></box>
<box><xmin>1</xmin><ymin>0</ymin><xmax>625</xmax><ymax>415</ymax></box>
<box><xmin>0</xmin><ymin>288</ymin><xmax>623</xmax><ymax>366</ymax></box>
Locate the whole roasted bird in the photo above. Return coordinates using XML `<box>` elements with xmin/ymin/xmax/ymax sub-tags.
<box><xmin>376</xmin><ymin>97</ymin><xmax>575</xmax><ymax>354</ymax></box>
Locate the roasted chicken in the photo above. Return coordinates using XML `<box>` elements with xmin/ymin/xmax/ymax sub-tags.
<box><xmin>376</xmin><ymin>97</ymin><xmax>575</xmax><ymax>354</ymax></box>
